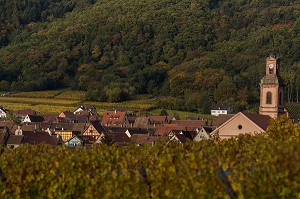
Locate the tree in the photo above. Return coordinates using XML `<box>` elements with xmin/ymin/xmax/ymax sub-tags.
<box><xmin>160</xmin><ymin>109</ymin><xmax>168</xmax><ymax>116</ymax></box>
<box><xmin>0</xmin><ymin>80</ymin><xmax>11</xmax><ymax>91</ymax></box>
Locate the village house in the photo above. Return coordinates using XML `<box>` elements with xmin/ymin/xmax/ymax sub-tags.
<box><xmin>101</xmin><ymin>110</ymin><xmax>129</xmax><ymax>127</ymax></box>
<box><xmin>211</xmin><ymin>104</ymin><xmax>231</xmax><ymax>116</ymax></box>
<box><xmin>74</xmin><ymin>105</ymin><xmax>97</xmax><ymax>115</ymax></box>
<box><xmin>65</xmin><ymin>135</ymin><xmax>83</xmax><ymax>147</ymax></box>
<box><xmin>168</xmin><ymin>131</ymin><xmax>187</xmax><ymax>144</ymax></box>
<box><xmin>82</xmin><ymin>123</ymin><xmax>107</xmax><ymax>140</ymax></box>
<box><xmin>133</xmin><ymin>115</ymin><xmax>172</xmax><ymax>128</ymax></box>
<box><xmin>15</xmin><ymin>109</ymin><xmax>36</xmax><ymax>122</ymax></box>
<box><xmin>0</xmin><ymin>106</ymin><xmax>8</xmax><ymax>118</ymax></box>
<box><xmin>211</xmin><ymin>112</ymin><xmax>271</xmax><ymax>139</ymax></box>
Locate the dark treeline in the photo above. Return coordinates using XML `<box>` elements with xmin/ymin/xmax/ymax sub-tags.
<box><xmin>0</xmin><ymin>0</ymin><xmax>300</xmax><ymax>113</ymax></box>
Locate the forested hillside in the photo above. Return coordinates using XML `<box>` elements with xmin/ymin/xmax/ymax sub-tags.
<box><xmin>0</xmin><ymin>0</ymin><xmax>300</xmax><ymax>112</ymax></box>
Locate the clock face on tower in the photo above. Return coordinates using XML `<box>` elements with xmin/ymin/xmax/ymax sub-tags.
<box><xmin>269</xmin><ymin>64</ymin><xmax>274</xmax><ymax>69</ymax></box>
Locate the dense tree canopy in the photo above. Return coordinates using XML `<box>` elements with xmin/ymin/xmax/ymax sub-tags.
<box><xmin>0</xmin><ymin>0</ymin><xmax>300</xmax><ymax>111</ymax></box>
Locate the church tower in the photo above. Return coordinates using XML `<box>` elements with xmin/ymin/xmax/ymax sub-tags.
<box><xmin>259</xmin><ymin>54</ymin><xmax>284</xmax><ymax>118</ymax></box>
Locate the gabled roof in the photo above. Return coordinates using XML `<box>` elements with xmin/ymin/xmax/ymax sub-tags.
<box><xmin>213</xmin><ymin>114</ymin><xmax>235</xmax><ymax>127</ymax></box>
<box><xmin>149</xmin><ymin>116</ymin><xmax>172</xmax><ymax>124</ymax></box>
<box><xmin>242</xmin><ymin>112</ymin><xmax>271</xmax><ymax>131</ymax></box>
<box><xmin>105</xmin><ymin>132</ymin><xmax>131</xmax><ymax>146</ymax></box>
<box><xmin>15</xmin><ymin>109</ymin><xmax>36</xmax><ymax>117</ymax></box>
<box><xmin>171</xmin><ymin>120</ymin><xmax>209</xmax><ymax>128</ymax></box>
<box><xmin>41</xmin><ymin>114</ymin><xmax>58</xmax><ymax>123</ymax></box>
<box><xmin>0</xmin><ymin>121</ymin><xmax>16</xmax><ymax>132</ymax></box>
<box><xmin>51</xmin><ymin>123</ymin><xmax>75</xmax><ymax>131</ymax></box>
<box><xmin>65</xmin><ymin>135</ymin><xmax>83</xmax><ymax>143</ymax></box>
<box><xmin>26</xmin><ymin>115</ymin><xmax>45</xmax><ymax>123</ymax></box>
<box><xmin>91</xmin><ymin>123</ymin><xmax>106</xmax><ymax>133</ymax></box>
<box><xmin>127</xmin><ymin>128</ymin><xmax>155</xmax><ymax>135</ymax></box>
<box><xmin>169</xmin><ymin>132</ymin><xmax>187</xmax><ymax>143</ymax></box>
<box><xmin>182</xmin><ymin>130</ymin><xmax>198</xmax><ymax>140</ymax></box>
<box><xmin>59</xmin><ymin>111</ymin><xmax>75</xmax><ymax>118</ymax></box>
<box><xmin>75</xmin><ymin>105</ymin><xmax>97</xmax><ymax>115</ymax></box>
<box><xmin>6</xmin><ymin>135</ymin><xmax>24</xmax><ymax>145</ymax></box>
<box><xmin>72</xmin><ymin>123</ymin><xmax>87</xmax><ymax>134</ymax></box>
<box><xmin>0</xmin><ymin>106</ymin><xmax>8</xmax><ymax>112</ymax></box>
<box><xmin>101</xmin><ymin>111</ymin><xmax>127</xmax><ymax>126</ymax></box>
<box><xmin>133</xmin><ymin>117</ymin><xmax>150</xmax><ymax>127</ymax></box>
<box><xmin>23</xmin><ymin>131</ymin><xmax>58</xmax><ymax>145</ymax></box>
<box><xmin>211</xmin><ymin>112</ymin><xmax>271</xmax><ymax>137</ymax></box>
<box><xmin>104</xmin><ymin>127</ymin><xmax>127</xmax><ymax>134</ymax></box>
<box><xmin>211</xmin><ymin>104</ymin><xmax>230</xmax><ymax>110</ymax></box>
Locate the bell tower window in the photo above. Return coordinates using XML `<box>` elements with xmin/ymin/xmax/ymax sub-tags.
<box><xmin>266</xmin><ymin>92</ymin><xmax>272</xmax><ymax>104</ymax></box>
<box><xmin>269</xmin><ymin>67</ymin><xmax>274</xmax><ymax>74</ymax></box>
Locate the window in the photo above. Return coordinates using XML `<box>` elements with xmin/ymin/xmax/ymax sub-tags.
<box><xmin>269</xmin><ymin>68</ymin><xmax>274</xmax><ymax>74</ymax></box>
<box><xmin>238</xmin><ymin>125</ymin><xmax>243</xmax><ymax>130</ymax></box>
<box><xmin>266</xmin><ymin>92</ymin><xmax>272</xmax><ymax>104</ymax></box>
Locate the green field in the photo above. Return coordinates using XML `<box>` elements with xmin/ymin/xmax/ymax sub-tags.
<box><xmin>0</xmin><ymin>90</ymin><xmax>212</xmax><ymax>119</ymax></box>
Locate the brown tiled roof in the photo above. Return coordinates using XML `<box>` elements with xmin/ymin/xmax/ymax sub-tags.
<box><xmin>29</xmin><ymin>122</ymin><xmax>51</xmax><ymax>130</ymax></box>
<box><xmin>15</xmin><ymin>109</ymin><xmax>36</xmax><ymax>117</ymax></box>
<box><xmin>131</xmin><ymin>134</ymin><xmax>150</xmax><ymax>144</ymax></box>
<box><xmin>21</xmin><ymin>125</ymin><xmax>36</xmax><ymax>131</ymax></box>
<box><xmin>23</xmin><ymin>131</ymin><xmax>58</xmax><ymax>145</ymax></box>
<box><xmin>104</xmin><ymin>127</ymin><xmax>127</xmax><ymax>134</ymax></box>
<box><xmin>127</xmin><ymin>116</ymin><xmax>137</xmax><ymax>124</ymax></box>
<box><xmin>213</xmin><ymin>114</ymin><xmax>235</xmax><ymax>127</ymax></box>
<box><xmin>0</xmin><ymin>121</ymin><xmax>16</xmax><ymax>131</ymax></box>
<box><xmin>149</xmin><ymin>116</ymin><xmax>172</xmax><ymax>124</ymax></box>
<box><xmin>89</xmin><ymin>115</ymin><xmax>99</xmax><ymax>122</ymax></box>
<box><xmin>127</xmin><ymin>128</ymin><xmax>155</xmax><ymax>135</ymax></box>
<box><xmin>106</xmin><ymin>132</ymin><xmax>131</xmax><ymax>145</ymax></box>
<box><xmin>41</xmin><ymin>114</ymin><xmax>58</xmax><ymax>123</ymax></box>
<box><xmin>72</xmin><ymin>123</ymin><xmax>86</xmax><ymax>134</ymax></box>
<box><xmin>6</xmin><ymin>135</ymin><xmax>24</xmax><ymax>145</ymax></box>
<box><xmin>154</xmin><ymin>124</ymin><xmax>196</xmax><ymax>136</ymax></box>
<box><xmin>133</xmin><ymin>117</ymin><xmax>150</xmax><ymax>127</ymax></box>
<box><xmin>242</xmin><ymin>112</ymin><xmax>271</xmax><ymax>131</ymax></box>
<box><xmin>51</xmin><ymin>123</ymin><xmax>74</xmax><ymax>130</ymax></box>
<box><xmin>171</xmin><ymin>120</ymin><xmax>209</xmax><ymax>128</ymax></box>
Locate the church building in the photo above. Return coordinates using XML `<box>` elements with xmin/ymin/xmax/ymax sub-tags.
<box><xmin>259</xmin><ymin>54</ymin><xmax>284</xmax><ymax>118</ymax></box>
<box><xmin>211</xmin><ymin>54</ymin><xmax>285</xmax><ymax>139</ymax></box>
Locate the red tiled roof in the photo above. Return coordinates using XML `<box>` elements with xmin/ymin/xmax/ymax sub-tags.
<box><xmin>101</xmin><ymin>111</ymin><xmax>127</xmax><ymax>126</ymax></box>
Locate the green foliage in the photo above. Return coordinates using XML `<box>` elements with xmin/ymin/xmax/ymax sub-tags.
<box><xmin>159</xmin><ymin>109</ymin><xmax>168</xmax><ymax>116</ymax></box>
<box><xmin>0</xmin><ymin>120</ymin><xmax>300</xmax><ymax>198</ymax></box>
<box><xmin>1</xmin><ymin>0</ymin><xmax>300</xmax><ymax>111</ymax></box>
